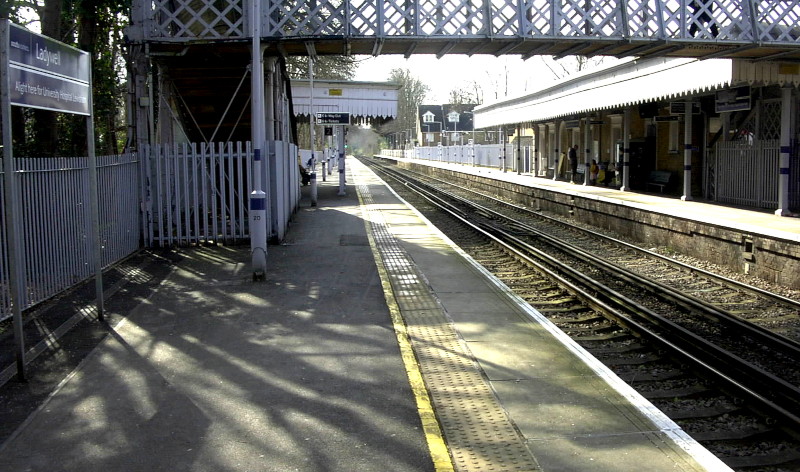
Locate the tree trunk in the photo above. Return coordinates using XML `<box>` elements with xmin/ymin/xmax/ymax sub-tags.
<box><xmin>32</xmin><ymin>0</ymin><xmax>63</xmax><ymax>156</ymax></box>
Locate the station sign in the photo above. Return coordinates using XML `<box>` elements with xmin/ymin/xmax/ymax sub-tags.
<box><xmin>715</xmin><ymin>86</ymin><xmax>751</xmax><ymax>113</ymax></box>
<box><xmin>669</xmin><ymin>101</ymin><xmax>701</xmax><ymax>115</ymax></box>
<box><xmin>7</xmin><ymin>22</ymin><xmax>91</xmax><ymax>115</ymax></box>
<box><xmin>316</xmin><ymin>112</ymin><xmax>350</xmax><ymax>125</ymax></box>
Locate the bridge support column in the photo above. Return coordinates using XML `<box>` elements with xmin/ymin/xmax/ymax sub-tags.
<box><xmin>681</xmin><ymin>99</ymin><xmax>693</xmax><ymax>201</ymax></box>
<box><xmin>776</xmin><ymin>86</ymin><xmax>792</xmax><ymax>216</ymax></box>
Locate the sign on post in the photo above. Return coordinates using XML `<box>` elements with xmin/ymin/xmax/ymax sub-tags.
<box><xmin>1</xmin><ymin>20</ymin><xmax>97</xmax><ymax>381</ymax></box>
<box><xmin>8</xmin><ymin>22</ymin><xmax>90</xmax><ymax>115</ymax></box>
<box><xmin>316</xmin><ymin>112</ymin><xmax>350</xmax><ymax>125</ymax></box>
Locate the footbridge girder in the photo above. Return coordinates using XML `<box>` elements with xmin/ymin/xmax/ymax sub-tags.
<box><xmin>127</xmin><ymin>0</ymin><xmax>800</xmax><ymax>61</ymax></box>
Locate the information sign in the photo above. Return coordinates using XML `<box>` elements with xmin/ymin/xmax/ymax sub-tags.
<box><xmin>716</xmin><ymin>86</ymin><xmax>751</xmax><ymax>113</ymax></box>
<box><xmin>316</xmin><ymin>112</ymin><xmax>350</xmax><ymax>125</ymax></box>
<box><xmin>669</xmin><ymin>102</ymin><xmax>701</xmax><ymax>115</ymax></box>
<box><xmin>7</xmin><ymin>22</ymin><xmax>90</xmax><ymax>115</ymax></box>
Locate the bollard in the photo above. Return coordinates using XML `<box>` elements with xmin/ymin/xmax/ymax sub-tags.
<box><xmin>310</xmin><ymin>171</ymin><xmax>317</xmax><ymax>206</ymax></box>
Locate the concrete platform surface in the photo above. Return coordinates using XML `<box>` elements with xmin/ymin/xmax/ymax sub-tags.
<box><xmin>0</xmin><ymin>181</ymin><xmax>433</xmax><ymax>472</ymax></box>
<box><xmin>0</xmin><ymin>158</ymin><xmax>733</xmax><ymax>472</ymax></box>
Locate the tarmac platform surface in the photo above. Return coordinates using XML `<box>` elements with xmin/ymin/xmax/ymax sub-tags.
<box><xmin>0</xmin><ymin>158</ymin><xmax>732</xmax><ymax>471</ymax></box>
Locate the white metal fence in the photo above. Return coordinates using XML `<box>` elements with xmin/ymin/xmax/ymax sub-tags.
<box><xmin>714</xmin><ymin>140</ymin><xmax>780</xmax><ymax>209</ymax></box>
<box><xmin>0</xmin><ymin>153</ymin><xmax>141</xmax><ymax>320</ymax></box>
<box><xmin>0</xmin><ymin>139</ymin><xmax>303</xmax><ymax>320</ymax></box>
<box><xmin>383</xmin><ymin>144</ymin><xmax>539</xmax><ymax>173</ymax></box>
<box><xmin>143</xmin><ymin>140</ymin><xmax>300</xmax><ymax>247</ymax></box>
<box><xmin>145</xmin><ymin>142</ymin><xmax>251</xmax><ymax>247</ymax></box>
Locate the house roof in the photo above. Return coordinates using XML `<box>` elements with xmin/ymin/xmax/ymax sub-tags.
<box><xmin>474</xmin><ymin>58</ymin><xmax>734</xmax><ymax>128</ymax></box>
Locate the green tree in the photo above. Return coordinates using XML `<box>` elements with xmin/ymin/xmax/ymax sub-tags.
<box><xmin>286</xmin><ymin>56</ymin><xmax>357</xmax><ymax>81</ymax></box>
<box><xmin>4</xmin><ymin>0</ymin><xmax>129</xmax><ymax>156</ymax></box>
<box><xmin>381</xmin><ymin>68</ymin><xmax>428</xmax><ymax>148</ymax></box>
<box><xmin>449</xmin><ymin>81</ymin><xmax>483</xmax><ymax>106</ymax></box>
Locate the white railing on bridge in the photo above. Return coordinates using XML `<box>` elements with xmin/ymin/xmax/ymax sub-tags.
<box><xmin>131</xmin><ymin>1</ymin><xmax>800</xmax><ymax>46</ymax></box>
<box><xmin>0</xmin><ymin>154</ymin><xmax>141</xmax><ymax>320</ymax></box>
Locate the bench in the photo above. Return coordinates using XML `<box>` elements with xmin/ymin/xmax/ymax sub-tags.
<box><xmin>647</xmin><ymin>170</ymin><xmax>672</xmax><ymax>193</ymax></box>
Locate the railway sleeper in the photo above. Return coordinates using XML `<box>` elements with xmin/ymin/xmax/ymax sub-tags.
<box><xmin>534</xmin><ymin>307</ymin><xmax>586</xmax><ymax>316</ymax></box>
<box><xmin>582</xmin><ymin>341</ymin><xmax>647</xmax><ymax>355</ymax></box>
<box><xmin>640</xmin><ymin>383</ymin><xmax>711</xmax><ymax>400</ymax></box>
<box><xmin>690</xmin><ymin>424</ymin><xmax>774</xmax><ymax>442</ymax></box>
<box><xmin>548</xmin><ymin>313</ymin><xmax>605</xmax><ymax>324</ymax></box>
<box><xmin>592</xmin><ymin>352</ymin><xmax>661</xmax><ymax>366</ymax></box>
<box><xmin>715</xmin><ymin>447</ymin><xmax>800</xmax><ymax>470</ymax></box>
<box><xmin>657</xmin><ymin>403</ymin><xmax>741</xmax><ymax>420</ymax></box>
<box><xmin>614</xmin><ymin>367</ymin><xmax>684</xmax><ymax>382</ymax></box>
<box><xmin>560</xmin><ymin>322</ymin><xmax>619</xmax><ymax>333</ymax></box>
<box><xmin>573</xmin><ymin>331</ymin><xmax>633</xmax><ymax>342</ymax></box>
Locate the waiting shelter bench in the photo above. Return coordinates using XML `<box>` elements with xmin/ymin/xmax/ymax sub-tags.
<box><xmin>647</xmin><ymin>170</ymin><xmax>672</xmax><ymax>193</ymax></box>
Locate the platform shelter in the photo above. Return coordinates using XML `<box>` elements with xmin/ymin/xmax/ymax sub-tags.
<box><xmin>472</xmin><ymin>57</ymin><xmax>800</xmax><ymax>216</ymax></box>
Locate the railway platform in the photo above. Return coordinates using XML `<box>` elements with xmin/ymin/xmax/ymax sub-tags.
<box><xmin>377</xmin><ymin>155</ymin><xmax>800</xmax><ymax>290</ymax></box>
<box><xmin>379</xmin><ymin>156</ymin><xmax>800</xmax><ymax>241</ymax></box>
<box><xmin>0</xmin><ymin>159</ymin><xmax>729</xmax><ymax>471</ymax></box>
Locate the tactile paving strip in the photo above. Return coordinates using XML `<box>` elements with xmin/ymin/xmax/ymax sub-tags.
<box><xmin>358</xmin><ymin>184</ymin><xmax>541</xmax><ymax>472</ymax></box>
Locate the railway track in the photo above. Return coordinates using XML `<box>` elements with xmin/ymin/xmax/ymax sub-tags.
<box><xmin>361</xmin><ymin>157</ymin><xmax>800</xmax><ymax>471</ymax></box>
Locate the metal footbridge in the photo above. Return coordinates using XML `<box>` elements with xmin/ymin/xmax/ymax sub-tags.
<box><xmin>127</xmin><ymin>0</ymin><xmax>800</xmax><ymax>60</ymax></box>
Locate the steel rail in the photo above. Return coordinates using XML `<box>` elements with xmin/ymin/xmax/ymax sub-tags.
<box><xmin>391</xmin><ymin>166</ymin><xmax>800</xmax><ymax>359</ymax></box>
<box><xmin>373</xmin><ymin>162</ymin><xmax>800</xmax><ymax>429</ymax></box>
<box><xmin>417</xmin><ymin>168</ymin><xmax>800</xmax><ymax>311</ymax></box>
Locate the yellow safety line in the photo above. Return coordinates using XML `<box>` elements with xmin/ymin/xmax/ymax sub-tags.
<box><xmin>356</xmin><ymin>187</ymin><xmax>455</xmax><ymax>472</ymax></box>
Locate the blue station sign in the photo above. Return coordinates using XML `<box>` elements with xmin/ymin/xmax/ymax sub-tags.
<box><xmin>7</xmin><ymin>22</ymin><xmax>91</xmax><ymax>115</ymax></box>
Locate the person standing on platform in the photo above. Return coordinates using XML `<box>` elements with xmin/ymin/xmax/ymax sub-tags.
<box><xmin>569</xmin><ymin>145</ymin><xmax>579</xmax><ymax>183</ymax></box>
<box><xmin>589</xmin><ymin>159</ymin><xmax>599</xmax><ymax>185</ymax></box>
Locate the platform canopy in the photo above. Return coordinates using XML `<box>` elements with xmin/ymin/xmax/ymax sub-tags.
<box><xmin>474</xmin><ymin>58</ymin><xmax>734</xmax><ymax>128</ymax></box>
<box><xmin>291</xmin><ymin>79</ymin><xmax>400</xmax><ymax>119</ymax></box>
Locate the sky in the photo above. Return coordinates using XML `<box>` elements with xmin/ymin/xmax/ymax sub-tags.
<box><xmin>352</xmin><ymin>54</ymin><xmax>573</xmax><ymax>105</ymax></box>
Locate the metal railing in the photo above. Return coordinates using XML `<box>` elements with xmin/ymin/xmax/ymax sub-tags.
<box><xmin>381</xmin><ymin>144</ymin><xmax>542</xmax><ymax>174</ymax></box>
<box><xmin>145</xmin><ymin>142</ymin><xmax>251</xmax><ymax>247</ymax></box>
<box><xmin>714</xmin><ymin>139</ymin><xmax>783</xmax><ymax>210</ymax></box>
<box><xmin>143</xmin><ymin>140</ymin><xmax>300</xmax><ymax>247</ymax></box>
<box><xmin>132</xmin><ymin>0</ymin><xmax>800</xmax><ymax>46</ymax></box>
<box><xmin>0</xmin><ymin>154</ymin><xmax>141</xmax><ymax>320</ymax></box>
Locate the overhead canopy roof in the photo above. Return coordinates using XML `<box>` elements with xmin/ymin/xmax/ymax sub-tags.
<box><xmin>291</xmin><ymin>79</ymin><xmax>400</xmax><ymax>119</ymax></box>
<box><xmin>474</xmin><ymin>58</ymin><xmax>734</xmax><ymax>128</ymax></box>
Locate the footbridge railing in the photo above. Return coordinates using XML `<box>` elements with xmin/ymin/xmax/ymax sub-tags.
<box><xmin>128</xmin><ymin>1</ymin><xmax>800</xmax><ymax>58</ymax></box>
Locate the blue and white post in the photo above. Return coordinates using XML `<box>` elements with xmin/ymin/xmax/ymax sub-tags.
<box><xmin>250</xmin><ymin>150</ymin><xmax>267</xmax><ymax>276</ymax></box>
<box><xmin>776</xmin><ymin>86</ymin><xmax>792</xmax><ymax>216</ymax></box>
<box><xmin>250</xmin><ymin>0</ymin><xmax>267</xmax><ymax>278</ymax></box>
<box><xmin>337</xmin><ymin>125</ymin><xmax>346</xmax><ymax>196</ymax></box>
<box><xmin>309</xmin><ymin>56</ymin><xmax>318</xmax><ymax>206</ymax></box>
<box><xmin>681</xmin><ymin>99</ymin><xmax>693</xmax><ymax>201</ymax></box>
